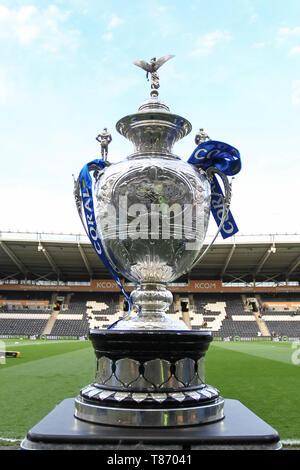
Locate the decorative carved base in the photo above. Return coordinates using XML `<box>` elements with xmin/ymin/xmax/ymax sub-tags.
<box><xmin>74</xmin><ymin>330</ymin><xmax>225</xmax><ymax>427</ymax></box>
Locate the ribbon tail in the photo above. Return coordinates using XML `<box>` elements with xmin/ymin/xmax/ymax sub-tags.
<box><xmin>210</xmin><ymin>174</ymin><xmax>239</xmax><ymax>239</ymax></box>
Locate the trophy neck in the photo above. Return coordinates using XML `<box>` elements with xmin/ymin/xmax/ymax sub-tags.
<box><xmin>110</xmin><ymin>283</ymin><xmax>190</xmax><ymax>331</ymax></box>
<box><xmin>116</xmin><ymin>97</ymin><xmax>192</xmax><ymax>159</ymax></box>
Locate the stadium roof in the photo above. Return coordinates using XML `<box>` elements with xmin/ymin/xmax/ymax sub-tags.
<box><xmin>0</xmin><ymin>232</ymin><xmax>300</xmax><ymax>286</ymax></box>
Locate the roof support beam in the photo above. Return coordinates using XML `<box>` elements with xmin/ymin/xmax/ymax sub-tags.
<box><xmin>38</xmin><ymin>243</ymin><xmax>61</xmax><ymax>278</ymax></box>
<box><xmin>286</xmin><ymin>253</ymin><xmax>300</xmax><ymax>280</ymax></box>
<box><xmin>78</xmin><ymin>243</ymin><xmax>93</xmax><ymax>278</ymax></box>
<box><xmin>0</xmin><ymin>272</ymin><xmax>21</xmax><ymax>282</ymax></box>
<box><xmin>0</xmin><ymin>241</ymin><xmax>28</xmax><ymax>277</ymax></box>
<box><xmin>31</xmin><ymin>271</ymin><xmax>58</xmax><ymax>283</ymax></box>
<box><xmin>253</xmin><ymin>244</ymin><xmax>274</xmax><ymax>276</ymax></box>
<box><xmin>223</xmin><ymin>273</ymin><xmax>251</xmax><ymax>284</ymax></box>
<box><xmin>220</xmin><ymin>244</ymin><xmax>236</xmax><ymax>279</ymax></box>
<box><xmin>254</xmin><ymin>273</ymin><xmax>282</xmax><ymax>285</ymax></box>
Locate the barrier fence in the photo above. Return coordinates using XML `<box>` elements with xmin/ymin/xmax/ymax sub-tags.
<box><xmin>0</xmin><ymin>334</ymin><xmax>299</xmax><ymax>341</ymax></box>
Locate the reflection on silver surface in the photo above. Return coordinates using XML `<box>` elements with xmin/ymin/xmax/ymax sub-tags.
<box><xmin>114</xmin><ymin>358</ymin><xmax>140</xmax><ymax>387</ymax></box>
<box><xmin>74</xmin><ymin>395</ymin><xmax>225</xmax><ymax>427</ymax></box>
<box><xmin>96</xmin><ymin>157</ymin><xmax>210</xmax><ymax>286</ymax></box>
<box><xmin>93</xmin><ymin>356</ymin><xmax>206</xmax><ymax>390</ymax></box>
<box><xmin>197</xmin><ymin>356</ymin><xmax>205</xmax><ymax>383</ymax></box>
<box><xmin>174</xmin><ymin>358</ymin><xmax>196</xmax><ymax>387</ymax></box>
<box><xmin>143</xmin><ymin>359</ymin><xmax>171</xmax><ymax>387</ymax></box>
<box><xmin>95</xmin><ymin>356</ymin><xmax>113</xmax><ymax>384</ymax></box>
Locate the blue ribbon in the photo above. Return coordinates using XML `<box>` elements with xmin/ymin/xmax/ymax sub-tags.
<box><xmin>78</xmin><ymin>159</ymin><xmax>132</xmax><ymax>329</ymax></box>
<box><xmin>188</xmin><ymin>140</ymin><xmax>241</xmax><ymax>239</ymax></box>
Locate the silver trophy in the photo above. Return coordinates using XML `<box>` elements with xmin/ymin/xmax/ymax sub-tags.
<box><xmin>73</xmin><ymin>56</ymin><xmax>239</xmax><ymax>428</ymax></box>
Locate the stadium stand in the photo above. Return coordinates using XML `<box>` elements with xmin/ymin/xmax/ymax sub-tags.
<box><xmin>256</xmin><ymin>293</ymin><xmax>300</xmax><ymax>337</ymax></box>
<box><xmin>1</xmin><ymin>234</ymin><xmax>300</xmax><ymax>339</ymax></box>
<box><xmin>0</xmin><ymin>291</ymin><xmax>51</xmax><ymax>335</ymax></box>
<box><xmin>1</xmin><ymin>289</ymin><xmax>300</xmax><ymax>338</ymax></box>
<box><xmin>189</xmin><ymin>293</ymin><xmax>261</xmax><ymax>337</ymax></box>
<box><xmin>50</xmin><ymin>317</ymin><xmax>89</xmax><ymax>336</ymax></box>
<box><xmin>0</xmin><ymin>318</ymin><xmax>49</xmax><ymax>336</ymax></box>
<box><xmin>0</xmin><ymin>289</ymin><xmax>300</xmax><ymax>338</ymax></box>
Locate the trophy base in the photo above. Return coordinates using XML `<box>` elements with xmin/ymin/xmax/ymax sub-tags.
<box><xmin>74</xmin><ymin>388</ymin><xmax>224</xmax><ymax>427</ymax></box>
<box><xmin>74</xmin><ymin>330</ymin><xmax>224</xmax><ymax>427</ymax></box>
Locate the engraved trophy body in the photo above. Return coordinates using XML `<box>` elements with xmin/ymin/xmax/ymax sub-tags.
<box><xmin>94</xmin><ymin>97</ymin><xmax>210</xmax><ymax>331</ymax></box>
<box><xmin>74</xmin><ymin>56</ymin><xmax>241</xmax><ymax>427</ymax></box>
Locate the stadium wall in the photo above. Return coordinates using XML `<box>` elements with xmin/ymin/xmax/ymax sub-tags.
<box><xmin>1</xmin><ymin>279</ymin><xmax>300</xmax><ymax>293</ymax></box>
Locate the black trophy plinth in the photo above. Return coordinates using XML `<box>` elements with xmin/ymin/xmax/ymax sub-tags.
<box><xmin>20</xmin><ymin>398</ymin><xmax>281</xmax><ymax>450</ymax></box>
<box><xmin>21</xmin><ymin>330</ymin><xmax>281</xmax><ymax>450</ymax></box>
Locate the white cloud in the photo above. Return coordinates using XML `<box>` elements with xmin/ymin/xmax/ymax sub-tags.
<box><xmin>190</xmin><ymin>30</ymin><xmax>231</xmax><ymax>57</ymax></box>
<box><xmin>252</xmin><ymin>42</ymin><xmax>266</xmax><ymax>49</ymax></box>
<box><xmin>278</xmin><ymin>26</ymin><xmax>300</xmax><ymax>38</ymax></box>
<box><xmin>276</xmin><ymin>26</ymin><xmax>300</xmax><ymax>57</ymax></box>
<box><xmin>277</xmin><ymin>26</ymin><xmax>300</xmax><ymax>46</ymax></box>
<box><xmin>102</xmin><ymin>32</ymin><xmax>113</xmax><ymax>41</ymax></box>
<box><xmin>0</xmin><ymin>4</ymin><xmax>79</xmax><ymax>51</ymax></box>
<box><xmin>289</xmin><ymin>45</ymin><xmax>300</xmax><ymax>55</ymax></box>
<box><xmin>101</xmin><ymin>13</ymin><xmax>124</xmax><ymax>42</ymax></box>
<box><xmin>107</xmin><ymin>13</ymin><xmax>124</xmax><ymax>30</ymax></box>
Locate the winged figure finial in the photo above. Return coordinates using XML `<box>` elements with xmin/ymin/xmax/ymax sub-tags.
<box><xmin>133</xmin><ymin>55</ymin><xmax>175</xmax><ymax>97</ymax></box>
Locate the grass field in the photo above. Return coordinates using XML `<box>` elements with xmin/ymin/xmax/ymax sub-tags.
<box><xmin>0</xmin><ymin>338</ymin><xmax>299</xmax><ymax>446</ymax></box>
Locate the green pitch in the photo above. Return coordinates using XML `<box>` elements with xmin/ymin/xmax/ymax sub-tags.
<box><xmin>206</xmin><ymin>341</ymin><xmax>300</xmax><ymax>442</ymax></box>
<box><xmin>0</xmin><ymin>338</ymin><xmax>299</xmax><ymax>444</ymax></box>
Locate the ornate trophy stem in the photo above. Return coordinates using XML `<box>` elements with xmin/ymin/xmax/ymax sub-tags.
<box><xmin>112</xmin><ymin>283</ymin><xmax>189</xmax><ymax>330</ymax></box>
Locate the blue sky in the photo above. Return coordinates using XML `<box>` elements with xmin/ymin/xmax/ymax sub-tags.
<box><xmin>0</xmin><ymin>0</ymin><xmax>300</xmax><ymax>238</ymax></box>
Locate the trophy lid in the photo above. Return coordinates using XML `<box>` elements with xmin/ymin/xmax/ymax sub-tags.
<box><xmin>116</xmin><ymin>56</ymin><xmax>192</xmax><ymax>159</ymax></box>
<box><xmin>115</xmin><ymin>55</ymin><xmax>192</xmax><ymax>158</ymax></box>
<box><xmin>137</xmin><ymin>96</ymin><xmax>171</xmax><ymax>113</ymax></box>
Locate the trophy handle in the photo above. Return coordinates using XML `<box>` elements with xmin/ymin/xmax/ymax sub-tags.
<box><xmin>189</xmin><ymin>166</ymin><xmax>232</xmax><ymax>271</ymax></box>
